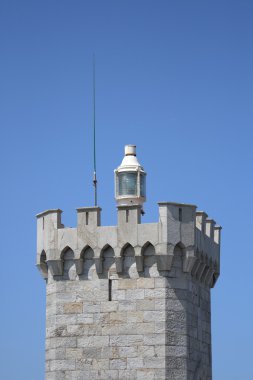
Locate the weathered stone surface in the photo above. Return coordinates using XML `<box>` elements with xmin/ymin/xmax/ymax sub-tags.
<box><xmin>38</xmin><ymin>201</ymin><xmax>220</xmax><ymax>379</ymax></box>
<box><xmin>63</xmin><ymin>302</ymin><xmax>83</xmax><ymax>314</ymax></box>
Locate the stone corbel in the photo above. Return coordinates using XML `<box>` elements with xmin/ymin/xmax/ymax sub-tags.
<box><xmin>196</xmin><ymin>262</ymin><xmax>207</xmax><ymax>281</ymax></box>
<box><xmin>47</xmin><ymin>260</ymin><xmax>63</xmax><ymax>276</ymax></box>
<box><xmin>94</xmin><ymin>257</ymin><xmax>103</xmax><ymax>274</ymax></box>
<box><xmin>183</xmin><ymin>246</ymin><xmax>196</xmax><ymax>273</ymax></box>
<box><xmin>157</xmin><ymin>254</ymin><xmax>174</xmax><ymax>271</ymax></box>
<box><xmin>115</xmin><ymin>257</ymin><xmax>123</xmax><ymax>273</ymax></box>
<box><xmin>136</xmin><ymin>256</ymin><xmax>144</xmax><ymax>272</ymax></box>
<box><xmin>134</xmin><ymin>246</ymin><xmax>143</xmax><ymax>272</ymax></box>
<box><xmin>36</xmin><ymin>263</ymin><xmax>48</xmax><ymax>279</ymax></box>
<box><xmin>191</xmin><ymin>259</ymin><xmax>201</xmax><ymax>277</ymax></box>
<box><xmin>74</xmin><ymin>259</ymin><xmax>83</xmax><ymax>275</ymax></box>
<box><xmin>203</xmin><ymin>267</ymin><xmax>215</xmax><ymax>287</ymax></box>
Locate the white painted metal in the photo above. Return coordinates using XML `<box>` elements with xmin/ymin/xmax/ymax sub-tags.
<box><xmin>115</xmin><ymin>145</ymin><xmax>146</xmax><ymax>206</ymax></box>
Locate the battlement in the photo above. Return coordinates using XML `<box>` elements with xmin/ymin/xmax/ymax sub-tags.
<box><xmin>37</xmin><ymin>202</ymin><xmax>221</xmax><ymax>288</ymax></box>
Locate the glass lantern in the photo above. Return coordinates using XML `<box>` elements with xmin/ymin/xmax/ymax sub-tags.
<box><xmin>115</xmin><ymin>145</ymin><xmax>146</xmax><ymax>207</ymax></box>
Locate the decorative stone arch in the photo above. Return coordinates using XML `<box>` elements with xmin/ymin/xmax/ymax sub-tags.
<box><xmin>141</xmin><ymin>241</ymin><xmax>156</xmax><ymax>255</ymax></box>
<box><xmin>172</xmin><ymin>242</ymin><xmax>185</xmax><ymax>271</ymax></box>
<box><xmin>61</xmin><ymin>246</ymin><xmax>76</xmax><ymax>280</ymax></box>
<box><xmin>141</xmin><ymin>242</ymin><xmax>158</xmax><ymax>277</ymax></box>
<box><xmin>120</xmin><ymin>243</ymin><xmax>138</xmax><ymax>278</ymax></box>
<box><xmin>195</xmin><ymin>252</ymin><xmax>207</xmax><ymax>281</ymax></box>
<box><xmin>60</xmin><ymin>246</ymin><xmax>74</xmax><ymax>260</ymax></box>
<box><xmin>100</xmin><ymin>244</ymin><xmax>116</xmax><ymax>278</ymax></box>
<box><xmin>37</xmin><ymin>250</ymin><xmax>48</xmax><ymax>279</ymax></box>
<box><xmin>200</xmin><ymin>255</ymin><xmax>210</xmax><ymax>283</ymax></box>
<box><xmin>81</xmin><ymin>245</ymin><xmax>95</xmax><ymax>259</ymax></box>
<box><xmin>191</xmin><ymin>249</ymin><xmax>202</xmax><ymax>279</ymax></box>
<box><xmin>79</xmin><ymin>245</ymin><xmax>95</xmax><ymax>279</ymax></box>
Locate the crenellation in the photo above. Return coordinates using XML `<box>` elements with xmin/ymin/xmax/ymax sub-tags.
<box><xmin>205</xmin><ymin>219</ymin><xmax>216</xmax><ymax>239</ymax></box>
<box><xmin>37</xmin><ymin>202</ymin><xmax>220</xmax><ymax>285</ymax></box>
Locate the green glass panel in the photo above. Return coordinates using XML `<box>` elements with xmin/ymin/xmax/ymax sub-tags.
<box><xmin>140</xmin><ymin>174</ymin><xmax>146</xmax><ymax>197</ymax></box>
<box><xmin>118</xmin><ymin>172</ymin><xmax>137</xmax><ymax>196</ymax></box>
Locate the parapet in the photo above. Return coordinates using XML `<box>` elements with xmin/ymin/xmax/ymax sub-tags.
<box><xmin>36</xmin><ymin>202</ymin><xmax>221</xmax><ymax>287</ymax></box>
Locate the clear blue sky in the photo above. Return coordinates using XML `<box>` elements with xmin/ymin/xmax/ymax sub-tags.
<box><xmin>0</xmin><ymin>1</ymin><xmax>252</xmax><ymax>379</ymax></box>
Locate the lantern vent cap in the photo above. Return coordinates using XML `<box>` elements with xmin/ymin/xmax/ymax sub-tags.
<box><xmin>118</xmin><ymin>145</ymin><xmax>143</xmax><ymax>170</ymax></box>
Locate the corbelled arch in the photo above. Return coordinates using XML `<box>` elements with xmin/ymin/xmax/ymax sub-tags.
<box><xmin>79</xmin><ymin>245</ymin><xmax>95</xmax><ymax>279</ymax></box>
<box><xmin>60</xmin><ymin>246</ymin><xmax>75</xmax><ymax>260</ymax></box>
<box><xmin>141</xmin><ymin>241</ymin><xmax>156</xmax><ymax>256</ymax></box>
<box><xmin>100</xmin><ymin>244</ymin><xmax>116</xmax><ymax>278</ymax></box>
<box><xmin>172</xmin><ymin>242</ymin><xmax>185</xmax><ymax>271</ymax></box>
<box><xmin>81</xmin><ymin>245</ymin><xmax>94</xmax><ymax>260</ymax></box>
<box><xmin>37</xmin><ymin>250</ymin><xmax>48</xmax><ymax>279</ymax></box>
<box><xmin>60</xmin><ymin>246</ymin><xmax>76</xmax><ymax>280</ymax></box>
<box><xmin>121</xmin><ymin>243</ymin><xmax>138</xmax><ymax>278</ymax></box>
<box><xmin>141</xmin><ymin>242</ymin><xmax>158</xmax><ymax>277</ymax></box>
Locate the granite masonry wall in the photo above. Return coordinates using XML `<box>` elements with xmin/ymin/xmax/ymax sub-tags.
<box><xmin>37</xmin><ymin>203</ymin><xmax>221</xmax><ymax>380</ymax></box>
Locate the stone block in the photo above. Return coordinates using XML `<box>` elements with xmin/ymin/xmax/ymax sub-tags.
<box><xmin>53</xmin><ymin>314</ymin><xmax>77</xmax><ymax>326</ymax></box>
<box><xmin>112</xmin><ymin>290</ymin><xmax>125</xmax><ymax>301</ymax></box>
<box><xmin>76</xmin><ymin>313</ymin><xmax>94</xmax><ymax>324</ymax></box>
<box><xmin>118</xmin><ymin>300</ymin><xmax>136</xmax><ymax>311</ymax></box>
<box><xmin>144</xmin><ymin>288</ymin><xmax>167</xmax><ymax>299</ymax></box>
<box><xmin>154</xmin><ymin>299</ymin><xmax>166</xmax><ymax>310</ymax></box>
<box><xmin>77</xmin><ymin>335</ymin><xmax>109</xmax><ymax>348</ymax></box>
<box><xmin>47</xmin><ymin>337</ymin><xmax>77</xmax><ymax>349</ymax></box>
<box><xmin>137</xmin><ymin>299</ymin><xmax>155</xmax><ymax>311</ymax></box>
<box><xmin>99</xmin><ymin>370</ymin><xmax>119</xmax><ymax>379</ymax></box>
<box><xmin>92</xmin><ymin>358</ymin><xmax>109</xmax><ymax>370</ymax></box>
<box><xmin>119</xmin><ymin>370</ymin><xmax>138</xmax><ymax>379</ymax></box>
<box><xmin>83</xmin><ymin>347</ymin><xmax>102</xmax><ymax>359</ymax></box>
<box><xmin>165</xmin><ymin>357</ymin><xmax>187</xmax><ymax>369</ymax></box>
<box><xmin>75</xmin><ymin>358</ymin><xmax>93</xmax><ymax>370</ymax></box>
<box><xmin>144</xmin><ymin>357</ymin><xmax>166</xmax><ymax>369</ymax></box>
<box><xmin>118</xmin><ymin>346</ymin><xmax>138</xmax><ymax>358</ymax></box>
<box><xmin>50</xmin><ymin>359</ymin><xmax>76</xmax><ymax>371</ymax></box>
<box><xmin>127</xmin><ymin>357</ymin><xmax>144</xmax><ymax>369</ymax></box>
<box><xmin>144</xmin><ymin>310</ymin><xmax>166</xmax><ymax>322</ymax></box>
<box><xmin>83</xmin><ymin>302</ymin><xmax>101</xmax><ymax>313</ymax></box>
<box><xmin>137</xmin><ymin>346</ymin><xmax>155</xmax><ymax>358</ymax></box>
<box><xmin>65</xmin><ymin>348</ymin><xmax>83</xmax><ymax>359</ymax></box>
<box><xmin>63</xmin><ymin>302</ymin><xmax>83</xmax><ymax>314</ymax></box>
<box><xmin>110</xmin><ymin>311</ymin><xmax>127</xmax><ymax>323</ymax></box>
<box><xmin>110</xmin><ymin>358</ymin><xmax>127</xmax><ymax>370</ymax></box>
<box><xmin>126</xmin><ymin>289</ymin><xmax>144</xmax><ymax>300</ymax></box>
<box><xmin>143</xmin><ymin>334</ymin><xmax>165</xmax><ymax>346</ymax></box>
<box><xmin>118</xmin><ymin>279</ymin><xmax>137</xmax><ymax>289</ymax></box>
<box><xmin>66</xmin><ymin>325</ymin><xmax>83</xmax><ymax>337</ymax></box>
<box><xmin>46</xmin><ymin>371</ymin><xmax>66</xmax><ymax>380</ymax></box>
<box><xmin>46</xmin><ymin>348</ymin><xmax>65</xmax><ymax>361</ymax></box>
<box><xmin>137</xmin><ymin>278</ymin><xmax>154</xmax><ymax>289</ymax></box>
<box><xmin>93</xmin><ymin>312</ymin><xmax>110</xmax><ymax>325</ymax></box>
<box><xmin>127</xmin><ymin>311</ymin><xmax>144</xmax><ymax>323</ymax></box>
<box><xmin>101</xmin><ymin>301</ymin><xmax>118</xmax><ymax>312</ymax></box>
<box><xmin>137</xmin><ymin>369</ymin><xmax>156</xmax><ymax>380</ymax></box>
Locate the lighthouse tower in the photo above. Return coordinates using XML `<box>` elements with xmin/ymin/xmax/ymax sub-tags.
<box><xmin>37</xmin><ymin>145</ymin><xmax>221</xmax><ymax>380</ymax></box>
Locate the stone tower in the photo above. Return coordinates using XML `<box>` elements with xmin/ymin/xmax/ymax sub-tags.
<box><xmin>36</xmin><ymin>145</ymin><xmax>221</xmax><ymax>380</ymax></box>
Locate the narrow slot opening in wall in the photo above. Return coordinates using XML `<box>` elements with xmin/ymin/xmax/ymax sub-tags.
<box><xmin>86</xmin><ymin>212</ymin><xmax>89</xmax><ymax>225</ymax></box>
<box><xmin>108</xmin><ymin>279</ymin><xmax>112</xmax><ymax>301</ymax></box>
<box><xmin>43</xmin><ymin>217</ymin><xmax>44</xmax><ymax>230</ymax></box>
<box><xmin>126</xmin><ymin>209</ymin><xmax>129</xmax><ymax>223</ymax></box>
<box><xmin>179</xmin><ymin>208</ymin><xmax>182</xmax><ymax>222</ymax></box>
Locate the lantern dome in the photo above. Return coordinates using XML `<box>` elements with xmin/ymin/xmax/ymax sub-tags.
<box><xmin>115</xmin><ymin>145</ymin><xmax>146</xmax><ymax>207</ymax></box>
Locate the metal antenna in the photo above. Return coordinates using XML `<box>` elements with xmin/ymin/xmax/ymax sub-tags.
<box><xmin>92</xmin><ymin>54</ymin><xmax>98</xmax><ymax>206</ymax></box>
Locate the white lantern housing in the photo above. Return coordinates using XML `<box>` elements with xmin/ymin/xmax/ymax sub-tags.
<box><xmin>115</xmin><ymin>145</ymin><xmax>146</xmax><ymax>207</ymax></box>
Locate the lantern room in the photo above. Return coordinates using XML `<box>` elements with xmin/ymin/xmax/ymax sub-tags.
<box><xmin>115</xmin><ymin>145</ymin><xmax>146</xmax><ymax>207</ymax></box>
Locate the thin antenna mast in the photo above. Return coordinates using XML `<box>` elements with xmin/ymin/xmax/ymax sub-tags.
<box><xmin>93</xmin><ymin>54</ymin><xmax>98</xmax><ymax>206</ymax></box>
